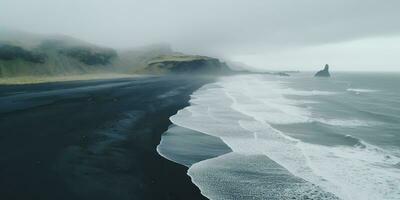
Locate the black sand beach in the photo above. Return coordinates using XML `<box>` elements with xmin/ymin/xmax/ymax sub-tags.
<box><xmin>0</xmin><ymin>76</ymin><xmax>210</xmax><ymax>200</ymax></box>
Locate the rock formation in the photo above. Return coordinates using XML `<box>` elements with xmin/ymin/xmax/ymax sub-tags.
<box><xmin>314</xmin><ymin>64</ymin><xmax>331</xmax><ymax>77</ymax></box>
<box><xmin>139</xmin><ymin>55</ymin><xmax>233</xmax><ymax>75</ymax></box>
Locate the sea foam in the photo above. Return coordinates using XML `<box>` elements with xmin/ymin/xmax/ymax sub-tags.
<box><xmin>347</xmin><ymin>88</ymin><xmax>379</xmax><ymax>93</ymax></box>
<box><xmin>169</xmin><ymin>74</ymin><xmax>400</xmax><ymax>200</ymax></box>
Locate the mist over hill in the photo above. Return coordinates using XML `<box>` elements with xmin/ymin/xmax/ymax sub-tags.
<box><xmin>0</xmin><ymin>30</ymin><xmax>233</xmax><ymax>78</ymax></box>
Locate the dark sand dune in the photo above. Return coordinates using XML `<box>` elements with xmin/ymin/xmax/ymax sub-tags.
<box><xmin>0</xmin><ymin>76</ymin><xmax>210</xmax><ymax>200</ymax></box>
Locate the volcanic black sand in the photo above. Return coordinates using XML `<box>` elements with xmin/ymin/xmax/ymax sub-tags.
<box><xmin>0</xmin><ymin>76</ymin><xmax>211</xmax><ymax>200</ymax></box>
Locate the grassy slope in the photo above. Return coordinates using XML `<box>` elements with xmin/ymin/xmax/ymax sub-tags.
<box><xmin>112</xmin><ymin>44</ymin><xmax>174</xmax><ymax>73</ymax></box>
<box><xmin>0</xmin><ymin>73</ymin><xmax>142</xmax><ymax>85</ymax></box>
<box><xmin>140</xmin><ymin>54</ymin><xmax>232</xmax><ymax>75</ymax></box>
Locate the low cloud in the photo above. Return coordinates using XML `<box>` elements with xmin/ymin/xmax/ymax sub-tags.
<box><xmin>1</xmin><ymin>0</ymin><xmax>399</xmax><ymax>70</ymax></box>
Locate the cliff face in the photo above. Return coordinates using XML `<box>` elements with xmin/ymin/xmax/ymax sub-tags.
<box><xmin>314</xmin><ymin>64</ymin><xmax>331</xmax><ymax>77</ymax></box>
<box><xmin>140</xmin><ymin>55</ymin><xmax>232</xmax><ymax>75</ymax></box>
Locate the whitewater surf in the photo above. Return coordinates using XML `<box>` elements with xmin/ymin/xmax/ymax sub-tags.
<box><xmin>158</xmin><ymin>73</ymin><xmax>400</xmax><ymax>200</ymax></box>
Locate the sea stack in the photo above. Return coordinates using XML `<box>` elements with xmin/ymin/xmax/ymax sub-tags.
<box><xmin>314</xmin><ymin>64</ymin><xmax>331</xmax><ymax>77</ymax></box>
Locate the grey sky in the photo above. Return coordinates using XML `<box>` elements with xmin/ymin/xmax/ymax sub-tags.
<box><xmin>1</xmin><ymin>0</ymin><xmax>399</xmax><ymax>71</ymax></box>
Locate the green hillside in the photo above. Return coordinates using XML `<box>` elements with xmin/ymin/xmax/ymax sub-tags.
<box><xmin>0</xmin><ymin>30</ymin><xmax>118</xmax><ymax>77</ymax></box>
<box><xmin>140</xmin><ymin>54</ymin><xmax>232</xmax><ymax>74</ymax></box>
<box><xmin>0</xmin><ymin>29</ymin><xmax>233</xmax><ymax>79</ymax></box>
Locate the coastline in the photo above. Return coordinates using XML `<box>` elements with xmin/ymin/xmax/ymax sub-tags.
<box><xmin>0</xmin><ymin>75</ymin><xmax>210</xmax><ymax>200</ymax></box>
<box><xmin>0</xmin><ymin>73</ymin><xmax>145</xmax><ymax>85</ymax></box>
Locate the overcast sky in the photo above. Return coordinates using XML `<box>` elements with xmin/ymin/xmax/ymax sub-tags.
<box><xmin>1</xmin><ymin>0</ymin><xmax>399</xmax><ymax>71</ymax></box>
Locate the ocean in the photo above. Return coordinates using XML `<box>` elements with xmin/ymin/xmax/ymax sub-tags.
<box><xmin>157</xmin><ymin>72</ymin><xmax>400</xmax><ymax>200</ymax></box>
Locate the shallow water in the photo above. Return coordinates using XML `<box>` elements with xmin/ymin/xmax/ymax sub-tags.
<box><xmin>158</xmin><ymin>72</ymin><xmax>400</xmax><ymax>200</ymax></box>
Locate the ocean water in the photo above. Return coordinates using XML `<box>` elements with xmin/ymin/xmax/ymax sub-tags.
<box><xmin>157</xmin><ymin>72</ymin><xmax>400</xmax><ymax>200</ymax></box>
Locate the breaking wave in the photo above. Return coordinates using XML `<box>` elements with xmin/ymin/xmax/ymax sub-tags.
<box><xmin>167</xmin><ymin>74</ymin><xmax>400</xmax><ymax>200</ymax></box>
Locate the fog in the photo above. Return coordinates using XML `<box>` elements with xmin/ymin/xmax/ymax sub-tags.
<box><xmin>1</xmin><ymin>0</ymin><xmax>399</xmax><ymax>71</ymax></box>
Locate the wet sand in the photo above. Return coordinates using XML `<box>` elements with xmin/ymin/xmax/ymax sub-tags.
<box><xmin>0</xmin><ymin>75</ymin><xmax>210</xmax><ymax>200</ymax></box>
